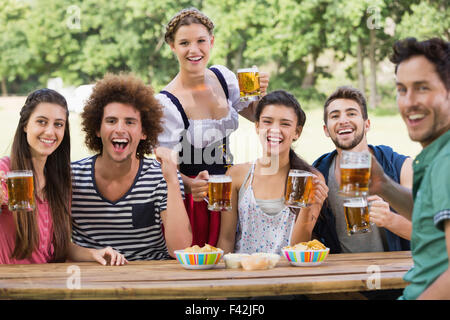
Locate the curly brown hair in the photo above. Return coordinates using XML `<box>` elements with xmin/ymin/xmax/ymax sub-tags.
<box><xmin>164</xmin><ymin>7</ymin><xmax>214</xmax><ymax>44</ymax></box>
<box><xmin>81</xmin><ymin>73</ymin><xmax>163</xmax><ymax>159</ymax></box>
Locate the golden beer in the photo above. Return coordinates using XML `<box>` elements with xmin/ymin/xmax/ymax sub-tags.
<box><xmin>343</xmin><ymin>197</ymin><xmax>371</xmax><ymax>235</ymax></box>
<box><xmin>207</xmin><ymin>175</ymin><xmax>232</xmax><ymax>211</ymax></box>
<box><xmin>340</xmin><ymin>167</ymin><xmax>371</xmax><ymax>195</ymax></box>
<box><xmin>6</xmin><ymin>170</ymin><xmax>35</xmax><ymax>212</ymax></box>
<box><xmin>284</xmin><ymin>170</ymin><xmax>314</xmax><ymax>208</ymax></box>
<box><xmin>237</xmin><ymin>67</ymin><xmax>260</xmax><ymax>101</ymax></box>
<box><xmin>339</xmin><ymin>151</ymin><xmax>371</xmax><ymax>196</ymax></box>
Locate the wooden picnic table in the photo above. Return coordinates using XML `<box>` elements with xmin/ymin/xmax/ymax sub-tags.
<box><xmin>0</xmin><ymin>251</ymin><xmax>412</xmax><ymax>300</ymax></box>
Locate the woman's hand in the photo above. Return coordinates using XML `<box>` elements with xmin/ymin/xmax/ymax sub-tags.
<box><xmin>0</xmin><ymin>171</ymin><xmax>7</xmax><ymax>206</ymax></box>
<box><xmin>191</xmin><ymin>170</ymin><xmax>209</xmax><ymax>202</ymax></box>
<box><xmin>258</xmin><ymin>70</ymin><xmax>270</xmax><ymax>96</ymax></box>
<box><xmin>309</xmin><ymin>175</ymin><xmax>328</xmax><ymax>206</ymax></box>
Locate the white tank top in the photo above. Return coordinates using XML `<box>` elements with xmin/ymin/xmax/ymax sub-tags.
<box><xmin>234</xmin><ymin>163</ymin><xmax>296</xmax><ymax>254</ymax></box>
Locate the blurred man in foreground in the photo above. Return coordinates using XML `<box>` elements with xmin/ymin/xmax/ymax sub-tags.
<box><xmin>370</xmin><ymin>37</ymin><xmax>449</xmax><ymax>300</ymax></box>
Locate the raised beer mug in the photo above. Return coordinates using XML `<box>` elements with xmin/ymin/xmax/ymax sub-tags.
<box><xmin>284</xmin><ymin>169</ymin><xmax>315</xmax><ymax>208</ymax></box>
<box><xmin>6</xmin><ymin>170</ymin><xmax>35</xmax><ymax>212</ymax></box>
<box><xmin>339</xmin><ymin>151</ymin><xmax>371</xmax><ymax>197</ymax></box>
<box><xmin>206</xmin><ymin>175</ymin><xmax>232</xmax><ymax>211</ymax></box>
<box><xmin>237</xmin><ymin>66</ymin><xmax>261</xmax><ymax>102</ymax></box>
<box><xmin>342</xmin><ymin>197</ymin><xmax>372</xmax><ymax>235</ymax></box>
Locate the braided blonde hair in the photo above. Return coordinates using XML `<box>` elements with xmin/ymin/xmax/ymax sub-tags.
<box><xmin>164</xmin><ymin>7</ymin><xmax>214</xmax><ymax>44</ymax></box>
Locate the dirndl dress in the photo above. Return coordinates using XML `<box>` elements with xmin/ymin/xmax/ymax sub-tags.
<box><xmin>158</xmin><ymin>66</ymin><xmax>245</xmax><ymax>247</ymax></box>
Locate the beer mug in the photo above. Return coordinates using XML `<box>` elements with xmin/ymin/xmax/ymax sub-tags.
<box><xmin>6</xmin><ymin>170</ymin><xmax>35</xmax><ymax>212</ymax></box>
<box><xmin>339</xmin><ymin>151</ymin><xmax>371</xmax><ymax>197</ymax></box>
<box><xmin>342</xmin><ymin>197</ymin><xmax>372</xmax><ymax>235</ymax></box>
<box><xmin>237</xmin><ymin>67</ymin><xmax>261</xmax><ymax>102</ymax></box>
<box><xmin>284</xmin><ymin>169</ymin><xmax>314</xmax><ymax>208</ymax></box>
<box><xmin>206</xmin><ymin>175</ymin><xmax>232</xmax><ymax>211</ymax></box>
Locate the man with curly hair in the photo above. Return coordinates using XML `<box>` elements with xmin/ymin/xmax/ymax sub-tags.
<box><xmin>70</xmin><ymin>73</ymin><xmax>192</xmax><ymax>260</ymax></box>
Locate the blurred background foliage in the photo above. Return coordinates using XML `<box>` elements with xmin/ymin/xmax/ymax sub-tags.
<box><xmin>0</xmin><ymin>0</ymin><xmax>448</xmax><ymax>109</ymax></box>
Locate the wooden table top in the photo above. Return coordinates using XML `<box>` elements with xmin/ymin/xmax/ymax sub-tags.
<box><xmin>0</xmin><ymin>251</ymin><xmax>413</xmax><ymax>299</ymax></box>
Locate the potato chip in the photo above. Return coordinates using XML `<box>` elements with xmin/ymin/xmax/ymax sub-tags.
<box><xmin>184</xmin><ymin>245</ymin><xmax>200</xmax><ymax>252</ymax></box>
<box><xmin>184</xmin><ymin>244</ymin><xmax>221</xmax><ymax>253</ymax></box>
<box><xmin>307</xmin><ymin>239</ymin><xmax>326</xmax><ymax>250</ymax></box>
<box><xmin>284</xmin><ymin>239</ymin><xmax>326</xmax><ymax>251</ymax></box>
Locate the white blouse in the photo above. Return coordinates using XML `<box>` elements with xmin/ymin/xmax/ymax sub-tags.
<box><xmin>156</xmin><ymin>65</ymin><xmax>250</xmax><ymax>150</ymax></box>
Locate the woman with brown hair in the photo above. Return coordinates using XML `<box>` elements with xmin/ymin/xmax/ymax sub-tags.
<box><xmin>217</xmin><ymin>90</ymin><xmax>328</xmax><ymax>254</ymax></box>
<box><xmin>157</xmin><ymin>7</ymin><xmax>270</xmax><ymax>247</ymax></box>
<box><xmin>0</xmin><ymin>88</ymin><xmax>126</xmax><ymax>265</ymax></box>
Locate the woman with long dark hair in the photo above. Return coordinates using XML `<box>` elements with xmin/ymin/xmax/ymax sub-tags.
<box><xmin>217</xmin><ymin>90</ymin><xmax>328</xmax><ymax>254</ymax></box>
<box><xmin>0</xmin><ymin>88</ymin><xmax>126</xmax><ymax>265</ymax></box>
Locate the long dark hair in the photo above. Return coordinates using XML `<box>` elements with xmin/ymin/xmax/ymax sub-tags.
<box><xmin>255</xmin><ymin>90</ymin><xmax>315</xmax><ymax>173</ymax></box>
<box><xmin>10</xmin><ymin>88</ymin><xmax>71</xmax><ymax>261</ymax></box>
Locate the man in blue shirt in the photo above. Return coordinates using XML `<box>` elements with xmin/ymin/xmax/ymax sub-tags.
<box><xmin>370</xmin><ymin>37</ymin><xmax>450</xmax><ymax>299</ymax></box>
<box><xmin>312</xmin><ymin>86</ymin><xmax>413</xmax><ymax>254</ymax></box>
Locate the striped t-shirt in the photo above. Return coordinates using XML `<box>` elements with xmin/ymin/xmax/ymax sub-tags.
<box><xmin>71</xmin><ymin>155</ymin><xmax>184</xmax><ymax>260</ymax></box>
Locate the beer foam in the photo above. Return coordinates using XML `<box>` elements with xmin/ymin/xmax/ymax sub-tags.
<box><xmin>288</xmin><ymin>171</ymin><xmax>314</xmax><ymax>177</ymax></box>
<box><xmin>343</xmin><ymin>199</ymin><xmax>367</xmax><ymax>207</ymax></box>
<box><xmin>237</xmin><ymin>68</ymin><xmax>258</xmax><ymax>73</ymax></box>
<box><xmin>340</xmin><ymin>163</ymin><xmax>370</xmax><ymax>169</ymax></box>
<box><xmin>208</xmin><ymin>175</ymin><xmax>232</xmax><ymax>183</ymax></box>
<box><xmin>6</xmin><ymin>170</ymin><xmax>33</xmax><ymax>178</ymax></box>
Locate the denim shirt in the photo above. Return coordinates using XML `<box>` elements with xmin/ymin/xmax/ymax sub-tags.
<box><xmin>313</xmin><ymin>145</ymin><xmax>411</xmax><ymax>253</ymax></box>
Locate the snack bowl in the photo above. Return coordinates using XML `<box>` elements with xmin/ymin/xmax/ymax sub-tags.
<box><xmin>240</xmin><ymin>253</ymin><xmax>281</xmax><ymax>270</ymax></box>
<box><xmin>223</xmin><ymin>253</ymin><xmax>250</xmax><ymax>269</ymax></box>
<box><xmin>281</xmin><ymin>247</ymin><xmax>330</xmax><ymax>266</ymax></box>
<box><xmin>251</xmin><ymin>253</ymin><xmax>281</xmax><ymax>268</ymax></box>
<box><xmin>174</xmin><ymin>249</ymin><xmax>224</xmax><ymax>270</ymax></box>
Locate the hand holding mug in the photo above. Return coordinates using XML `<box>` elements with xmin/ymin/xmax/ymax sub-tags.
<box><xmin>367</xmin><ymin>195</ymin><xmax>394</xmax><ymax>228</ymax></box>
<box><xmin>191</xmin><ymin>170</ymin><xmax>209</xmax><ymax>202</ymax></box>
<box><xmin>257</xmin><ymin>69</ymin><xmax>270</xmax><ymax>97</ymax></box>
<box><xmin>368</xmin><ymin>155</ymin><xmax>389</xmax><ymax>195</ymax></box>
<box><xmin>0</xmin><ymin>171</ymin><xmax>7</xmax><ymax>207</ymax></box>
<box><xmin>309</xmin><ymin>175</ymin><xmax>329</xmax><ymax>206</ymax></box>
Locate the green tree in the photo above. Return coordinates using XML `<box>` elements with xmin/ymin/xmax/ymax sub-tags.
<box><xmin>324</xmin><ymin>0</ymin><xmax>421</xmax><ymax>108</ymax></box>
<box><xmin>2</xmin><ymin>0</ymin><xmax>448</xmax><ymax>99</ymax></box>
<box><xmin>3</xmin><ymin>0</ymin><xmax>203</xmax><ymax>91</ymax></box>
<box><xmin>0</xmin><ymin>0</ymin><xmax>32</xmax><ymax>95</ymax></box>
<box><xmin>396</xmin><ymin>1</ymin><xmax>450</xmax><ymax>40</ymax></box>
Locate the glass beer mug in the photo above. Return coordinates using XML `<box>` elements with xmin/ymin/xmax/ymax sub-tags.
<box><xmin>284</xmin><ymin>169</ymin><xmax>315</xmax><ymax>208</ymax></box>
<box><xmin>339</xmin><ymin>151</ymin><xmax>371</xmax><ymax>197</ymax></box>
<box><xmin>6</xmin><ymin>170</ymin><xmax>35</xmax><ymax>212</ymax></box>
<box><xmin>237</xmin><ymin>67</ymin><xmax>261</xmax><ymax>102</ymax></box>
<box><xmin>342</xmin><ymin>197</ymin><xmax>372</xmax><ymax>235</ymax></box>
<box><xmin>206</xmin><ymin>175</ymin><xmax>232</xmax><ymax>211</ymax></box>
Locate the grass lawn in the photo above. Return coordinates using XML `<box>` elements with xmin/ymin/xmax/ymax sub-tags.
<box><xmin>0</xmin><ymin>96</ymin><xmax>422</xmax><ymax>164</ymax></box>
